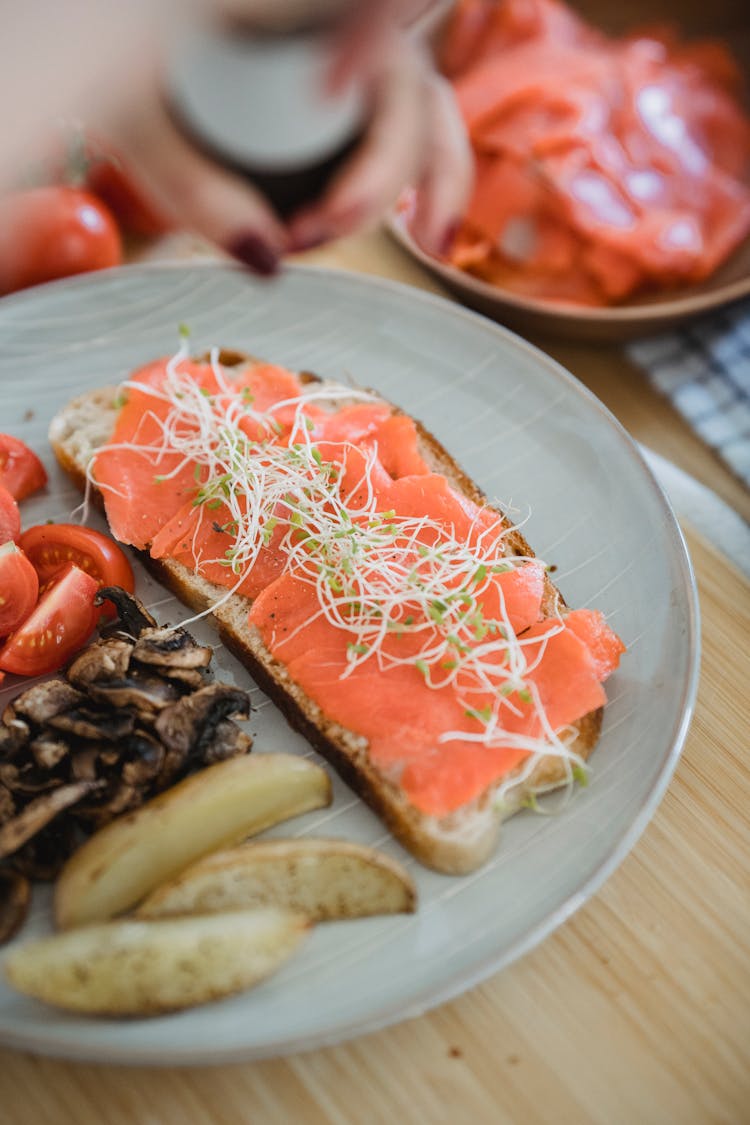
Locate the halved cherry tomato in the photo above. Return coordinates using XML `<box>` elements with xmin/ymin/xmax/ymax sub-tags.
<box><xmin>0</xmin><ymin>485</ymin><xmax>21</xmax><ymax>544</ymax></box>
<box><xmin>19</xmin><ymin>523</ymin><xmax>134</xmax><ymax>589</ymax></box>
<box><xmin>0</xmin><ymin>186</ymin><xmax>122</xmax><ymax>296</ymax></box>
<box><xmin>0</xmin><ymin>563</ymin><xmax>98</xmax><ymax>675</ymax></box>
<box><xmin>0</xmin><ymin>542</ymin><xmax>39</xmax><ymax>638</ymax></box>
<box><xmin>20</xmin><ymin>523</ymin><xmax>135</xmax><ymax>623</ymax></box>
<box><xmin>0</xmin><ymin>434</ymin><xmax>48</xmax><ymax>500</ymax></box>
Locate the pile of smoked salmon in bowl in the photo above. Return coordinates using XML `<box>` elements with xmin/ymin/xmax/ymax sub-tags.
<box><xmin>394</xmin><ymin>0</ymin><xmax>750</xmax><ymax>339</ymax></box>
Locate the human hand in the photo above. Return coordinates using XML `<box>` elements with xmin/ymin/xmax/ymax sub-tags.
<box><xmin>287</xmin><ymin>7</ymin><xmax>473</xmax><ymax>261</ymax></box>
<box><xmin>1</xmin><ymin>1</ymin><xmax>471</xmax><ymax>275</ymax></box>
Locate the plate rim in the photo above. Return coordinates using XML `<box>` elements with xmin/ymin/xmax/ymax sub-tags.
<box><xmin>0</xmin><ymin>261</ymin><xmax>701</xmax><ymax>1065</ymax></box>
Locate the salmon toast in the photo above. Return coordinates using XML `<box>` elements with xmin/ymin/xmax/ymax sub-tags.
<box><xmin>48</xmin><ymin>347</ymin><xmax>624</xmax><ymax>874</ymax></box>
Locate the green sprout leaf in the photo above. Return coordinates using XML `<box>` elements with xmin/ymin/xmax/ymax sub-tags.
<box><xmin>465</xmin><ymin>705</ymin><xmax>492</xmax><ymax>723</ymax></box>
<box><xmin>572</xmin><ymin>763</ymin><xmax>589</xmax><ymax>787</ymax></box>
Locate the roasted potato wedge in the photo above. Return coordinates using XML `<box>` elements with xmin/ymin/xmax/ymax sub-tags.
<box><xmin>55</xmin><ymin>753</ymin><xmax>331</xmax><ymax>930</ymax></box>
<box><xmin>5</xmin><ymin>908</ymin><xmax>309</xmax><ymax>1016</ymax></box>
<box><xmin>138</xmin><ymin>837</ymin><xmax>417</xmax><ymax>922</ymax></box>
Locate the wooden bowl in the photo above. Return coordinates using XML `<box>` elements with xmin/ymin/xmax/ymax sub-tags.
<box><xmin>396</xmin><ymin>0</ymin><xmax>750</xmax><ymax>341</ymax></box>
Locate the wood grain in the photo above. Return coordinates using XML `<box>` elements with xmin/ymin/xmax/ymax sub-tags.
<box><xmin>1</xmin><ymin>230</ymin><xmax>748</xmax><ymax>1124</ymax></box>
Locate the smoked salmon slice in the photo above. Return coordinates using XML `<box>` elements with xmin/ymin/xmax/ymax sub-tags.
<box><xmin>93</xmin><ymin>358</ymin><xmax>217</xmax><ymax>549</ymax></box>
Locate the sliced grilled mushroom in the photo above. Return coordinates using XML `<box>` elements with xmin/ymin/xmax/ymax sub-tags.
<box><xmin>70</xmin><ymin>747</ymin><xmax>102</xmax><ymax>782</ymax></box>
<box><xmin>97</xmin><ymin>587</ymin><xmax>156</xmax><ymax>636</ymax></box>
<box><xmin>0</xmin><ymin>784</ymin><xmax>15</xmax><ymax>824</ymax></box>
<box><xmin>98</xmin><ymin>748</ymin><xmax>121</xmax><ymax>769</ymax></box>
<box><xmin>29</xmin><ymin>738</ymin><xmax>69</xmax><ymax>771</ymax></box>
<box><xmin>74</xmin><ymin>780</ymin><xmax>145</xmax><ymax>829</ymax></box>
<box><xmin>48</xmin><ymin>708</ymin><xmax>135</xmax><ymax>742</ymax></box>
<box><xmin>7</xmin><ymin>681</ymin><xmax>84</xmax><ymax>727</ymax></box>
<box><xmin>0</xmin><ymin>763</ymin><xmax>19</xmax><ymax>791</ymax></box>
<box><xmin>86</xmin><ymin>675</ymin><xmax>179</xmax><ymax>715</ymax></box>
<box><xmin>0</xmin><ymin>781</ymin><xmax>103</xmax><ymax>860</ymax></box>
<box><xmin>154</xmin><ymin>683</ymin><xmax>251</xmax><ymax>785</ymax></box>
<box><xmin>202</xmin><ymin>719</ymin><xmax>253</xmax><ymax>763</ymax></box>
<box><xmin>0</xmin><ymin>761</ymin><xmax>64</xmax><ymax>796</ymax></box>
<box><xmin>0</xmin><ymin>719</ymin><xmax>30</xmax><ymax>758</ymax></box>
<box><xmin>67</xmin><ymin>637</ymin><xmax>134</xmax><ymax>687</ymax></box>
<box><xmin>158</xmin><ymin>667</ymin><xmax>206</xmax><ymax>691</ymax></box>
<box><xmin>9</xmin><ymin>819</ymin><xmax>80</xmax><ymax>881</ymax></box>
<box><xmin>155</xmin><ymin>683</ymin><xmax>251</xmax><ymax>758</ymax></box>
<box><xmin>0</xmin><ymin>869</ymin><xmax>30</xmax><ymax>945</ymax></box>
<box><xmin>132</xmin><ymin>627</ymin><xmax>213</xmax><ymax>671</ymax></box>
<box><xmin>120</xmin><ymin>731</ymin><xmax>165</xmax><ymax>786</ymax></box>
<box><xmin>101</xmin><ymin>782</ymin><xmax>142</xmax><ymax>818</ymax></box>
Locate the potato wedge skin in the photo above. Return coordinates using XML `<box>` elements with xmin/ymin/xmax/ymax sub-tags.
<box><xmin>55</xmin><ymin>753</ymin><xmax>331</xmax><ymax>930</ymax></box>
<box><xmin>138</xmin><ymin>838</ymin><xmax>417</xmax><ymax>922</ymax></box>
<box><xmin>5</xmin><ymin>908</ymin><xmax>309</xmax><ymax>1016</ymax></box>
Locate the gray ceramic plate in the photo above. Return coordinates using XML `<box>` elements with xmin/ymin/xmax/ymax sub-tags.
<box><xmin>0</xmin><ymin>263</ymin><xmax>699</xmax><ymax>1064</ymax></box>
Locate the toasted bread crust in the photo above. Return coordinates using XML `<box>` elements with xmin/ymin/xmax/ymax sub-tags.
<box><xmin>49</xmin><ymin>368</ymin><xmax>602</xmax><ymax>874</ymax></box>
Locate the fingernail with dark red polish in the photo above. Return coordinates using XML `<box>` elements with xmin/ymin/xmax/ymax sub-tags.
<box><xmin>227</xmin><ymin>233</ymin><xmax>280</xmax><ymax>276</ymax></box>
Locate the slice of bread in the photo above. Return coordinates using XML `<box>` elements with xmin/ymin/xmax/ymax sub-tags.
<box><xmin>49</xmin><ymin>360</ymin><xmax>602</xmax><ymax>875</ymax></box>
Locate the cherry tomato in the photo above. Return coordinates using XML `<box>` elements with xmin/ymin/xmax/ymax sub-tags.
<box><xmin>0</xmin><ymin>542</ymin><xmax>39</xmax><ymax>638</ymax></box>
<box><xmin>85</xmin><ymin>151</ymin><xmax>172</xmax><ymax>238</ymax></box>
<box><xmin>0</xmin><ymin>186</ymin><xmax>122</xmax><ymax>296</ymax></box>
<box><xmin>19</xmin><ymin>523</ymin><xmax>135</xmax><ymax>622</ymax></box>
<box><xmin>0</xmin><ymin>434</ymin><xmax>47</xmax><ymax>500</ymax></box>
<box><xmin>0</xmin><ymin>485</ymin><xmax>20</xmax><ymax>544</ymax></box>
<box><xmin>0</xmin><ymin>563</ymin><xmax>98</xmax><ymax>676</ymax></box>
<box><xmin>19</xmin><ymin>523</ymin><xmax>134</xmax><ymax>588</ymax></box>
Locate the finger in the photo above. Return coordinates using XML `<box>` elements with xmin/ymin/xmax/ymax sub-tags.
<box><xmin>288</xmin><ymin>38</ymin><xmax>429</xmax><ymax>249</ymax></box>
<box><xmin>104</xmin><ymin>89</ymin><xmax>287</xmax><ymax>274</ymax></box>
<box><xmin>437</xmin><ymin>0</ymin><xmax>497</xmax><ymax>77</ymax></box>
<box><xmin>409</xmin><ymin>74</ymin><xmax>473</xmax><ymax>257</ymax></box>
<box><xmin>326</xmin><ymin>0</ymin><xmax>395</xmax><ymax>95</ymax></box>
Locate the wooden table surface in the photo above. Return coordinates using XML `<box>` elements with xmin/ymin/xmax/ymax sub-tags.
<box><xmin>1</xmin><ymin>230</ymin><xmax>748</xmax><ymax>1125</ymax></box>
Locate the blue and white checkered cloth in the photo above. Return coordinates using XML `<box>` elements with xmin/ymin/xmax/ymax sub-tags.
<box><xmin>629</xmin><ymin>301</ymin><xmax>750</xmax><ymax>491</ymax></box>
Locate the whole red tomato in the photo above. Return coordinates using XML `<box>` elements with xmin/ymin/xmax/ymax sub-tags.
<box><xmin>0</xmin><ymin>186</ymin><xmax>122</xmax><ymax>296</ymax></box>
<box><xmin>86</xmin><ymin>155</ymin><xmax>172</xmax><ymax>238</ymax></box>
